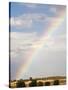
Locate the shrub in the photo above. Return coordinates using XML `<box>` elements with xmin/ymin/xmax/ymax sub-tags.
<box><xmin>53</xmin><ymin>80</ymin><xmax>59</xmax><ymax>85</ymax></box>
<box><xmin>29</xmin><ymin>79</ymin><xmax>37</xmax><ymax>87</ymax></box>
<box><xmin>37</xmin><ymin>81</ymin><xmax>43</xmax><ymax>86</ymax></box>
<box><xmin>16</xmin><ymin>79</ymin><xmax>26</xmax><ymax>87</ymax></box>
<box><xmin>45</xmin><ymin>82</ymin><xmax>50</xmax><ymax>86</ymax></box>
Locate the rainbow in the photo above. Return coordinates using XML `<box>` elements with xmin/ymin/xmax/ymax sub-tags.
<box><xmin>16</xmin><ymin>10</ymin><xmax>66</xmax><ymax>79</ymax></box>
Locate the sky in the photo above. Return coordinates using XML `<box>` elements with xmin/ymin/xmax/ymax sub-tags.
<box><xmin>10</xmin><ymin>2</ymin><xmax>66</xmax><ymax>80</ymax></box>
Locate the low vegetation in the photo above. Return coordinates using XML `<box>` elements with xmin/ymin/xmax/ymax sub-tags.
<box><xmin>9</xmin><ymin>76</ymin><xmax>66</xmax><ymax>88</ymax></box>
<box><xmin>45</xmin><ymin>82</ymin><xmax>50</xmax><ymax>86</ymax></box>
<box><xmin>53</xmin><ymin>80</ymin><xmax>59</xmax><ymax>85</ymax></box>
<box><xmin>16</xmin><ymin>79</ymin><xmax>26</xmax><ymax>88</ymax></box>
<box><xmin>29</xmin><ymin>79</ymin><xmax>37</xmax><ymax>87</ymax></box>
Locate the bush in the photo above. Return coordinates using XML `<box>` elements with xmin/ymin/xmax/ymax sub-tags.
<box><xmin>53</xmin><ymin>80</ymin><xmax>59</xmax><ymax>85</ymax></box>
<box><xmin>29</xmin><ymin>79</ymin><xmax>37</xmax><ymax>87</ymax></box>
<box><xmin>16</xmin><ymin>79</ymin><xmax>26</xmax><ymax>87</ymax></box>
<box><xmin>45</xmin><ymin>82</ymin><xmax>50</xmax><ymax>86</ymax></box>
<box><xmin>37</xmin><ymin>81</ymin><xmax>43</xmax><ymax>86</ymax></box>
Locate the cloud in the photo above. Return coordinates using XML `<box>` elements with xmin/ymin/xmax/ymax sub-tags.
<box><xmin>10</xmin><ymin>4</ymin><xmax>66</xmax><ymax>29</ymax></box>
<box><xmin>10</xmin><ymin>31</ymin><xmax>66</xmax><ymax>60</ymax></box>
<box><xmin>26</xmin><ymin>49</ymin><xmax>66</xmax><ymax>79</ymax></box>
<box><xmin>49</xmin><ymin>5</ymin><xmax>66</xmax><ymax>17</ymax></box>
<box><xmin>10</xmin><ymin>28</ymin><xmax>66</xmax><ymax>80</ymax></box>
<box><xmin>10</xmin><ymin>13</ymin><xmax>47</xmax><ymax>29</ymax></box>
<box><xmin>49</xmin><ymin>7</ymin><xmax>57</xmax><ymax>14</ymax></box>
<box><xmin>10</xmin><ymin>17</ymin><xmax>32</xmax><ymax>28</ymax></box>
<box><xmin>47</xmin><ymin>35</ymin><xmax>66</xmax><ymax>51</ymax></box>
<box><xmin>10</xmin><ymin>9</ymin><xmax>66</xmax><ymax>29</ymax></box>
<box><xmin>24</xmin><ymin>3</ymin><xmax>37</xmax><ymax>8</ymax></box>
<box><xmin>10</xmin><ymin>4</ymin><xmax>66</xmax><ymax>80</ymax></box>
<box><xmin>10</xmin><ymin>32</ymin><xmax>37</xmax><ymax>58</ymax></box>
